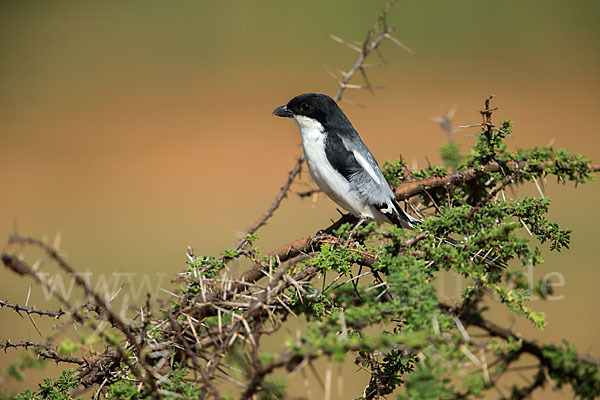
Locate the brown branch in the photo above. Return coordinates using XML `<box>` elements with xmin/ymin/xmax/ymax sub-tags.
<box><xmin>465</xmin><ymin>312</ymin><xmax>600</xmax><ymax>368</ymax></box>
<box><xmin>0</xmin><ymin>299</ymin><xmax>67</xmax><ymax>319</ymax></box>
<box><xmin>6</xmin><ymin>236</ymin><xmax>141</xmax><ymax>347</ymax></box>
<box><xmin>236</xmin><ymin>214</ymin><xmax>356</xmax><ymax>285</ymax></box>
<box><xmin>233</xmin><ymin>159</ymin><xmax>600</xmax><ymax>290</ymax></box>
<box><xmin>206</xmin><ymin>257</ymin><xmax>298</xmax><ymax>378</ymax></box>
<box><xmin>1</xmin><ymin>250</ymin><xmax>159</xmax><ymax>398</ymax></box>
<box><xmin>167</xmin><ymin>310</ymin><xmax>222</xmax><ymax>400</ymax></box>
<box><xmin>465</xmin><ymin>176</ymin><xmax>513</xmax><ymax>219</ymax></box>
<box><xmin>191</xmin><ymin>156</ymin><xmax>305</xmax><ymax>277</ymax></box>
<box><xmin>393</xmin><ymin>160</ymin><xmax>600</xmax><ymax>201</ymax></box>
<box><xmin>235</xmin><ymin>156</ymin><xmax>304</xmax><ymax>250</ymax></box>
<box><xmin>332</xmin><ymin>0</ymin><xmax>404</xmax><ymax>102</ymax></box>
<box><xmin>241</xmin><ymin>336</ymin><xmax>386</xmax><ymax>400</ymax></box>
<box><xmin>1</xmin><ymin>340</ymin><xmax>85</xmax><ymax>365</ymax></box>
<box><xmin>296</xmin><ymin>188</ymin><xmax>321</xmax><ymax>198</ymax></box>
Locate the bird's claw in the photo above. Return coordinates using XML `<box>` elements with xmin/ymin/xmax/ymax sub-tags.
<box><xmin>308</xmin><ymin>232</ymin><xmax>328</xmax><ymax>251</ymax></box>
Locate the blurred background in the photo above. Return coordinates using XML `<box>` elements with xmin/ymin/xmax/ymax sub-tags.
<box><xmin>1</xmin><ymin>0</ymin><xmax>599</xmax><ymax>397</ymax></box>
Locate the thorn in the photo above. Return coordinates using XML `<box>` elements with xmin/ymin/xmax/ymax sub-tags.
<box><xmin>339</xmin><ymin>308</ymin><xmax>347</xmax><ymax>339</ymax></box>
<box><xmin>25</xmin><ymin>285</ymin><xmax>32</xmax><ymax>307</ymax></box>
<box><xmin>387</xmin><ymin>34</ymin><xmax>414</xmax><ymax>54</ymax></box>
<box><xmin>329</xmin><ymin>34</ymin><xmax>362</xmax><ymax>52</ymax></box>
<box><xmin>460</xmin><ymin>345</ymin><xmax>482</xmax><ymax>368</ymax></box>
<box><xmin>31</xmin><ymin>259</ymin><xmax>42</xmax><ymax>272</ymax></box>
<box><xmin>452</xmin><ymin>314</ymin><xmax>470</xmax><ymax>342</ymax></box>
<box><xmin>159</xmin><ymin>288</ymin><xmax>180</xmax><ymax>299</ymax></box>
<box><xmin>53</xmin><ymin>232</ymin><xmax>62</xmax><ymax>251</ymax></box>
<box><xmin>341</xmin><ymin>97</ymin><xmax>365</xmax><ymax>108</ymax></box>
<box><xmin>321</xmin><ymin>64</ymin><xmax>341</xmax><ymax>82</ymax></box>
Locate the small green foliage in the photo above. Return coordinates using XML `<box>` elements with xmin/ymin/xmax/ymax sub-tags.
<box><xmin>105</xmin><ymin>329</ymin><xmax>125</xmax><ymax>347</ymax></box>
<box><xmin>244</xmin><ymin>233</ymin><xmax>260</xmax><ymax>246</ymax></box>
<box><xmin>358</xmin><ymin>348</ymin><xmax>417</xmax><ymax>398</ymax></box>
<box><xmin>3</xmin><ymin>351</ymin><xmax>46</xmax><ymax>382</ymax></box>
<box><xmin>257</xmin><ymin>377</ymin><xmax>286</xmax><ymax>400</ymax></box>
<box><xmin>105</xmin><ymin>380</ymin><xmax>141</xmax><ymax>400</ymax></box>
<box><xmin>186</xmin><ymin>255</ymin><xmax>226</xmax><ymax>278</ymax></box>
<box><xmin>57</xmin><ymin>338</ymin><xmax>78</xmax><ymax>355</ymax></box>
<box><xmin>13</xmin><ymin>369</ymin><xmax>79</xmax><ymax>400</ymax></box>
<box><xmin>221</xmin><ymin>248</ymin><xmax>239</xmax><ymax>259</ymax></box>
<box><xmin>439</xmin><ymin>142</ymin><xmax>463</xmax><ymax>169</ymax></box>
<box><xmin>399</xmin><ymin>361</ymin><xmax>454</xmax><ymax>400</ymax></box>
<box><xmin>333</xmin><ymin>221</ymin><xmax>378</xmax><ymax>241</ymax></box>
<box><xmin>539</xmin><ymin>342</ymin><xmax>600</xmax><ymax>398</ymax></box>
<box><xmin>5</xmin><ymin>102</ymin><xmax>597</xmax><ymax>400</ymax></box>
<box><xmin>466</xmin><ymin>120</ymin><xmax>513</xmax><ymax>165</ymax></box>
<box><xmin>463</xmin><ymin>373</ymin><xmax>486</xmax><ymax>397</ymax></box>
<box><xmin>78</xmin><ymin>332</ymin><xmax>100</xmax><ymax>347</ymax></box>
<box><xmin>509</xmin><ymin>147</ymin><xmax>596</xmax><ymax>184</ymax></box>
<box><xmin>304</xmin><ymin>243</ymin><xmax>362</xmax><ymax>274</ymax></box>
<box><xmin>493</xmin><ymin>286</ymin><xmax>547</xmax><ymax>329</ymax></box>
<box><xmin>411</xmin><ymin>165</ymin><xmax>448</xmax><ymax>181</ymax></box>
<box><xmin>105</xmin><ymin>364</ymin><xmax>206</xmax><ymax>399</ymax></box>
<box><xmin>289</xmin><ymin>289</ymin><xmax>334</xmax><ymax>319</ymax></box>
<box><xmin>382</xmin><ymin>157</ymin><xmax>409</xmax><ymax>186</ymax></box>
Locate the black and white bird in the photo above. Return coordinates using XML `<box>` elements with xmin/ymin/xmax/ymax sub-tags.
<box><xmin>273</xmin><ymin>93</ymin><xmax>420</xmax><ymax>229</ymax></box>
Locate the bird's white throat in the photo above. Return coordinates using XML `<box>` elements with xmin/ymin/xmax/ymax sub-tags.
<box><xmin>293</xmin><ymin>115</ymin><xmax>326</xmax><ymax>170</ymax></box>
<box><xmin>293</xmin><ymin>115</ymin><xmax>324</xmax><ymax>134</ymax></box>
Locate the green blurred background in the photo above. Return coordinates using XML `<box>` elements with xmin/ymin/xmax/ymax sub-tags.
<box><xmin>1</xmin><ymin>0</ymin><xmax>599</xmax><ymax>397</ymax></box>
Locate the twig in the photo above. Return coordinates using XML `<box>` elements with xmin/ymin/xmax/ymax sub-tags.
<box><xmin>1</xmin><ymin>340</ymin><xmax>85</xmax><ymax>365</ymax></box>
<box><xmin>1</xmin><ymin>250</ymin><xmax>159</xmax><ymax>398</ymax></box>
<box><xmin>235</xmin><ymin>156</ymin><xmax>304</xmax><ymax>250</ymax></box>
<box><xmin>167</xmin><ymin>310</ymin><xmax>222</xmax><ymax>400</ymax></box>
<box><xmin>393</xmin><ymin>160</ymin><xmax>600</xmax><ymax>201</ymax></box>
<box><xmin>0</xmin><ymin>299</ymin><xmax>67</xmax><ymax>319</ymax></box>
<box><xmin>332</xmin><ymin>0</ymin><xmax>409</xmax><ymax>103</ymax></box>
<box><xmin>462</xmin><ymin>308</ymin><xmax>600</xmax><ymax>368</ymax></box>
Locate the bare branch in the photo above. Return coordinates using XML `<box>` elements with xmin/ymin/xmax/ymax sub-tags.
<box><xmin>331</xmin><ymin>0</ymin><xmax>409</xmax><ymax>103</ymax></box>
<box><xmin>1</xmin><ymin>340</ymin><xmax>85</xmax><ymax>365</ymax></box>
<box><xmin>235</xmin><ymin>156</ymin><xmax>304</xmax><ymax>250</ymax></box>
<box><xmin>0</xmin><ymin>299</ymin><xmax>67</xmax><ymax>319</ymax></box>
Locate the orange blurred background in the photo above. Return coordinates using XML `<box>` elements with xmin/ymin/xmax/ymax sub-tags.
<box><xmin>1</xmin><ymin>1</ymin><xmax>599</xmax><ymax>397</ymax></box>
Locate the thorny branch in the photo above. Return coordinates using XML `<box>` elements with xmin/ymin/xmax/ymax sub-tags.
<box><xmin>1</xmin><ymin>1</ymin><xmax>600</xmax><ymax>399</ymax></box>
<box><xmin>393</xmin><ymin>160</ymin><xmax>600</xmax><ymax>201</ymax></box>
<box><xmin>331</xmin><ymin>0</ymin><xmax>411</xmax><ymax>103</ymax></box>
<box><xmin>0</xmin><ymin>299</ymin><xmax>66</xmax><ymax>319</ymax></box>
<box><xmin>1</xmin><ymin>340</ymin><xmax>85</xmax><ymax>365</ymax></box>
<box><xmin>2</xmin><ymin>238</ymin><xmax>161</xmax><ymax>398</ymax></box>
<box><xmin>234</xmin><ymin>156</ymin><xmax>304</xmax><ymax>251</ymax></box>
<box><xmin>2</xmin><ymin>152</ymin><xmax>598</xmax><ymax>398</ymax></box>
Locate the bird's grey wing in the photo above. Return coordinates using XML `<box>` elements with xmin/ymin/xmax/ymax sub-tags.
<box><xmin>325</xmin><ymin>131</ymin><xmax>419</xmax><ymax>227</ymax></box>
<box><xmin>328</xmin><ymin>133</ymin><xmax>395</xmax><ymax>203</ymax></box>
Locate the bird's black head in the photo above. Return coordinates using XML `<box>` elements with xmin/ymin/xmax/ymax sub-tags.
<box><xmin>272</xmin><ymin>93</ymin><xmax>345</xmax><ymax>127</ymax></box>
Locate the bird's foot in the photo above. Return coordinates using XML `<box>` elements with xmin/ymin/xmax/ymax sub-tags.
<box><xmin>308</xmin><ymin>213</ymin><xmax>358</xmax><ymax>251</ymax></box>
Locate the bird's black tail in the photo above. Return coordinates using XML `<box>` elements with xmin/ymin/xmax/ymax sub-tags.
<box><xmin>389</xmin><ymin>200</ymin><xmax>423</xmax><ymax>229</ymax></box>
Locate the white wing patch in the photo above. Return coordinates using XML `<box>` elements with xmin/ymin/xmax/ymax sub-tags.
<box><xmin>379</xmin><ymin>201</ymin><xmax>394</xmax><ymax>214</ymax></box>
<box><xmin>353</xmin><ymin>150</ymin><xmax>381</xmax><ymax>185</ymax></box>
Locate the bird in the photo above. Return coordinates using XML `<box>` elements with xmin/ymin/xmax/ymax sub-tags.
<box><xmin>273</xmin><ymin>93</ymin><xmax>420</xmax><ymax>229</ymax></box>
<box><xmin>273</xmin><ymin>93</ymin><xmax>506</xmax><ymax>269</ymax></box>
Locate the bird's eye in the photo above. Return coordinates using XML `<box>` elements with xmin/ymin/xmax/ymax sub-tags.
<box><xmin>300</xmin><ymin>103</ymin><xmax>311</xmax><ymax>113</ymax></box>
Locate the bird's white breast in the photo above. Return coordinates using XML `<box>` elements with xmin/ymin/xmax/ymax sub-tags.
<box><xmin>293</xmin><ymin>115</ymin><xmax>379</xmax><ymax>220</ymax></box>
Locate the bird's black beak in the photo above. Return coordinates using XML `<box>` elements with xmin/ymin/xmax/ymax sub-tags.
<box><xmin>272</xmin><ymin>105</ymin><xmax>293</xmax><ymax>118</ymax></box>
